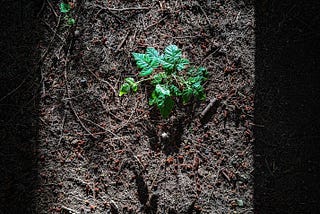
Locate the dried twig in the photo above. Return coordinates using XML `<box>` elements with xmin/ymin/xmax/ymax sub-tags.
<box><xmin>46</xmin><ymin>0</ymin><xmax>58</xmax><ymax>18</ymax></box>
<box><xmin>63</xmin><ymin>61</ymin><xmax>96</xmax><ymax>139</ymax></box>
<box><xmin>115</xmin><ymin>30</ymin><xmax>131</xmax><ymax>53</ymax></box>
<box><xmin>107</xmin><ymin>6</ymin><xmax>151</xmax><ymax>12</ymax></box>
<box><xmin>57</xmin><ymin>111</ymin><xmax>66</xmax><ymax>145</ymax></box>
<box><xmin>200</xmin><ymin>98</ymin><xmax>218</xmax><ymax>118</ymax></box>
<box><xmin>144</xmin><ymin>15</ymin><xmax>168</xmax><ymax>30</ymax></box>
<box><xmin>81</xmin><ymin>57</ymin><xmax>117</xmax><ymax>95</ymax></box>
<box><xmin>96</xmin><ymin>4</ymin><xmax>126</xmax><ymax>22</ymax></box>
<box><xmin>195</xmin><ymin>1</ymin><xmax>211</xmax><ymax>25</ymax></box>
<box><xmin>38</xmin><ymin>15</ymin><xmax>62</xmax><ymax>65</ymax></box>
<box><xmin>61</xmin><ymin>206</ymin><xmax>79</xmax><ymax>214</ymax></box>
<box><xmin>0</xmin><ymin>76</ymin><xmax>27</xmax><ymax>103</ymax></box>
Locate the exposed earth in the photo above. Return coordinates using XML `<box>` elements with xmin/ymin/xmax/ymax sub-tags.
<box><xmin>1</xmin><ymin>0</ymin><xmax>319</xmax><ymax>214</ymax></box>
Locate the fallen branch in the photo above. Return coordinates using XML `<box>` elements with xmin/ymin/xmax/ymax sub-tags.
<box><xmin>116</xmin><ymin>30</ymin><xmax>131</xmax><ymax>52</ymax></box>
<box><xmin>200</xmin><ymin>98</ymin><xmax>218</xmax><ymax>118</ymax></box>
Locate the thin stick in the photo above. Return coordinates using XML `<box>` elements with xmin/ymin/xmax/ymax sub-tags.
<box><xmin>0</xmin><ymin>77</ymin><xmax>27</xmax><ymax>103</ymax></box>
<box><xmin>116</xmin><ymin>30</ymin><xmax>131</xmax><ymax>52</ymax></box>
<box><xmin>96</xmin><ymin>4</ymin><xmax>126</xmax><ymax>22</ymax></box>
<box><xmin>46</xmin><ymin>0</ymin><xmax>58</xmax><ymax>18</ymax></box>
<box><xmin>81</xmin><ymin>57</ymin><xmax>117</xmax><ymax>95</ymax></box>
<box><xmin>38</xmin><ymin>15</ymin><xmax>62</xmax><ymax>65</ymax></box>
<box><xmin>107</xmin><ymin>7</ymin><xmax>151</xmax><ymax>12</ymax></box>
<box><xmin>57</xmin><ymin>111</ymin><xmax>66</xmax><ymax>145</ymax></box>
<box><xmin>196</xmin><ymin>1</ymin><xmax>211</xmax><ymax>25</ymax></box>
<box><xmin>61</xmin><ymin>206</ymin><xmax>79</xmax><ymax>214</ymax></box>
<box><xmin>144</xmin><ymin>15</ymin><xmax>168</xmax><ymax>30</ymax></box>
<box><xmin>64</xmin><ymin>61</ymin><xmax>96</xmax><ymax>139</ymax></box>
<box><xmin>200</xmin><ymin>98</ymin><xmax>218</xmax><ymax>118</ymax></box>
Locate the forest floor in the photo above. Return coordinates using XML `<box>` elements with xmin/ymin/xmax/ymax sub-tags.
<box><xmin>1</xmin><ymin>0</ymin><xmax>255</xmax><ymax>213</ymax></box>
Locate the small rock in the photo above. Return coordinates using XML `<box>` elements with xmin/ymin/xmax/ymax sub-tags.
<box><xmin>74</xmin><ymin>30</ymin><xmax>80</xmax><ymax>37</ymax></box>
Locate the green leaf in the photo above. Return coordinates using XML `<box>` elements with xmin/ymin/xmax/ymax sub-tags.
<box><xmin>164</xmin><ymin>45</ymin><xmax>182</xmax><ymax>63</ymax></box>
<box><xmin>176</xmin><ymin>58</ymin><xmax>190</xmax><ymax>71</ymax></box>
<box><xmin>132</xmin><ymin>83</ymin><xmax>138</xmax><ymax>92</ymax></box>
<box><xmin>192</xmin><ymin>83</ymin><xmax>206</xmax><ymax>100</ymax></box>
<box><xmin>132</xmin><ymin>52</ymin><xmax>159</xmax><ymax>76</ymax></box>
<box><xmin>119</xmin><ymin>83</ymin><xmax>130</xmax><ymax>96</ymax></box>
<box><xmin>151</xmin><ymin>72</ymin><xmax>167</xmax><ymax>84</ymax></box>
<box><xmin>146</xmin><ymin>47</ymin><xmax>160</xmax><ymax>60</ymax></box>
<box><xmin>140</xmin><ymin>67</ymin><xmax>154</xmax><ymax>76</ymax></box>
<box><xmin>159</xmin><ymin>96</ymin><xmax>174</xmax><ymax>118</ymax></box>
<box><xmin>60</xmin><ymin>3</ymin><xmax>71</xmax><ymax>13</ymax></box>
<box><xmin>169</xmin><ymin>85</ymin><xmax>181</xmax><ymax>96</ymax></box>
<box><xmin>125</xmin><ymin>77</ymin><xmax>135</xmax><ymax>85</ymax></box>
<box><xmin>182</xmin><ymin>87</ymin><xmax>193</xmax><ymax>104</ymax></box>
<box><xmin>67</xmin><ymin>18</ymin><xmax>75</xmax><ymax>25</ymax></box>
<box><xmin>155</xmin><ymin>84</ymin><xmax>170</xmax><ymax>96</ymax></box>
<box><xmin>132</xmin><ymin>53</ymin><xmax>150</xmax><ymax>69</ymax></box>
<box><xmin>125</xmin><ymin>77</ymin><xmax>138</xmax><ymax>92</ymax></box>
<box><xmin>160</xmin><ymin>59</ymin><xmax>175</xmax><ymax>72</ymax></box>
<box><xmin>149</xmin><ymin>91</ymin><xmax>157</xmax><ymax>106</ymax></box>
<box><xmin>197</xmin><ymin>67</ymin><xmax>208</xmax><ymax>77</ymax></box>
<box><xmin>188</xmin><ymin>76</ymin><xmax>202</xmax><ymax>84</ymax></box>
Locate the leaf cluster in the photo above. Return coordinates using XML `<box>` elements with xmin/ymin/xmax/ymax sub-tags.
<box><xmin>119</xmin><ymin>45</ymin><xmax>208</xmax><ymax>118</ymax></box>
<box><xmin>59</xmin><ymin>2</ymin><xmax>75</xmax><ymax>26</ymax></box>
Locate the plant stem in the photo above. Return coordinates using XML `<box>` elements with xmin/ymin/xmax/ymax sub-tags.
<box><xmin>136</xmin><ymin>77</ymin><xmax>153</xmax><ymax>84</ymax></box>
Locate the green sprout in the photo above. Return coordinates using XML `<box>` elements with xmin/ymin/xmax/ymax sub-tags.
<box><xmin>59</xmin><ymin>2</ymin><xmax>75</xmax><ymax>26</ymax></box>
<box><xmin>119</xmin><ymin>45</ymin><xmax>208</xmax><ymax>118</ymax></box>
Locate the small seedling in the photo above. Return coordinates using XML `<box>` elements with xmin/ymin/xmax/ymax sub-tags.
<box><xmin>60</xmin><ymin>2</ymin><xmax>71</xmax><ymax>13</ymax></box>
<box><xmin>60</xmin><ymin>2</ymin><xmax>75</xmax><ymax>26</ymax></box>
<box><xmin>119</xmin><ymin>45</ymin><xmax>208</xmax><ymax>118</ymax></box>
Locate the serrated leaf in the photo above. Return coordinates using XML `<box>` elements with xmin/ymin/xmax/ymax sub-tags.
<box><xmin>197</xmin><ymin>67</ymin><xmax>208</xmax><ymax>76</ymax></box>
<box><xmin>164</xmin><ymin>45</ymin><xmax>182</xmax><ymax>63</ymax></box>
<box><xmin>176</xmin><ymin>58</ymin><xmax>190</xmax><ymax>71</ymax></box>
<box><xmin>133</xmin><ymin>53</ymin><xmax>150</xmax><ymax>69</ymax></box>
<box><xmin>182</xmin><ymin>87</ymin><xmax>193</xmax><ymax>104</ymax></box>
<box><xmin>155</xmin><ymin>84</ymin><xmax>170</xmax><ymax>96</ymax></box>
<box><xmin>133</xmin><ymin>52</ymin><xmax>159</xmax><ymax>76</ymax></box>
<box><xmin>146</xmin><ymin>47</ymin><xmax>160</xmax><ymax>60</ymax></box>
<box><xmin>169</xmin><ymin>85</ymin><xmax>181</xmax><ymax>96</ymax></box>
<box><xmin>188</xmin><ymin>67</ymin><xmax>196</xmax><ymax>75</ymax></box>
<box><xmin>159</xmin><ymin>96</ymin><xmax>174</xmax><ymax>118</ymax></box>
<box><xmin>152</xmin><ymin>72</ymin><xmax>167</xmax><ymax>84</ymax></box>
<box><xmin>192</xmin><ymin>84</ymin><xmax>206</xmax><ymax>100</ymax></box>
<box><xmin>139</xmin><ymin>67</ymin><xmax>153</xmax><ymax>76</ymax></box>
<box><xmin>119</xmin><ymin>83</ymin><xmax>130</xmax><ymax>96</ymax></box>
<box><xmin>160</xmin><ymin>59</ymin><xmax>175</xmax><ymax>72</ymax></box>
<box><xmin>60</xmin><ymin>3</ymin><xmax>71</xmax><ymax>13</ymax></box>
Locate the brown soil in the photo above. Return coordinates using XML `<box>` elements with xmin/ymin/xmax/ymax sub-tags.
<box><xmin>35</xmin><ymin>1</ymin><xmax>252</xmax><ymax>213</ymax></box>
<box><xmin>3</xmin><ymin>0</ymin><xmax>318</xmax><ymax>214</ymax></box>
<box><xmin>35</xmin><ymin>1</ymin><xmax>255</xmax><ymax>213</ymax></box>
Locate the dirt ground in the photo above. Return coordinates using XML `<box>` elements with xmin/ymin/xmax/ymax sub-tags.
<box><xmin>2</xmin><ymin>0</ymin><xmax>320</xmax><ymax>214</ymax></box>
<box><xmin>33</xmin><ymin>0</ymin><xmax>255</xmax><ymax>213</ymax></box>
<box><xmin>3</xmin><ymin>0</ymin><xmax>254</xmax><ymax>213</ymax></box>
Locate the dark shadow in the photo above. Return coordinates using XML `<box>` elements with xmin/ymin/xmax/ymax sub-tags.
<box><xmin>254</xmin><ymin>1</ymin><xmax>320</xmax><ymax>213</ymax></box>
<box><xmin>0</xmin><ymin>0</ymin><xmax>43</xmax><ymax>212</ymax></box>
<box><xmin>135</xmin><ymin>172</ymin><xmax>149</xmax><ymax>205</ymax></box>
